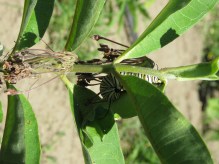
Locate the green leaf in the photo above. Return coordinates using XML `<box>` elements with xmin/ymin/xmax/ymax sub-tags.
<box><xmin>160</xmin><ymin>57</ymin><xmax>219</xmax><ymax>80</ymax></box>
<box><xmin>65</xmin><ymin>0</ymin><xmax>106</xmax><ymax>52</ymax></box>
<box><xmin>0</xmin><ymin>101</ymin><xmax>3</xmax><ymax>123</ymax></box>
<box><xmin>0</xmin><ymin>85</ymin><xmax>40</xmax><ymax>164</ymax></box>
<box><xmin>206</xmin><ymin>98</ymin><xmax>219</xmax><ymax>121</ymax></box>
<box><xmin>204</xmin><ymin>130</ymin><xmax>219</xmax><ymax>141</ymax></box>
<box><xmin>119</xmin><ymin>76</ymin><xmax>213</xmax><ymax>163</ymax></box>
<box><xmin>83</xmin><ymin>119</ymin><xmax>125</xmax><ymax>164</ymax></box>
<box><xmin>111</xmin><ymin>93</ymin><xmax>137</xmax><ymax>118</ymax></box>
<box><xmin>13</xmin><ymin>0</ymin><xmax>54</xmax><ymax>51</ymax></box>
<box><xmin>117</xmin><ymin>0</ymin><xmax>128</xmax><ymax>29</ymax></box>
<box><xmin>138</xmin><ymin>3</ymin><xmax>150</xmax><ymax>19</ymax></box>
<box><xmin>68</xmin><ymin>83</ymin><xmax>124</xmax><ymax>164</ymax></box>
<box><xmin>115</xmin><ymin>0</ymin><xmax>219</xmax><ymax>62</ymax></box>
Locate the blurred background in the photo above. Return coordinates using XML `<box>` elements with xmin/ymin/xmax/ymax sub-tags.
<box><xmin>0</xmin><ymin>0</ymin><xmax>219</xmax><ymax>163</ymax></box>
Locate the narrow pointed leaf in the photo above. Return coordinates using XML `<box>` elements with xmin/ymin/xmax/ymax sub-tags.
<box><xmin>115</xmin><ymin>0</ymin><xmax>219</xmax><ymax>62</ymax></box>
<box><xmin>0</xmin><ymin>85</ymin><xmax>40</xmax><ymax>164</ymax></box>
<box><xmin>161</xmin><ymin>57</ymin><xmax>219</xmax><ymax>80</ymax></box>
<box><xmin>13</xmin><ymin>0</ymin><xmax>54</xmax><ymax>51</ymax></box>
<box><xmin>65</xmin><ymin>0</ymin><xmax>106</xmax><ymax>52</ymax></box>
<box><xmin>64</xmin><ymin>79</ymin><xmax>93</xmax><ymax>163</ymax></box>
<box><xmin>65</xmin><ymin>80</ymin><xmax>124</xmax><ymax>163</ymax></box>
<box><xmin>119</xmin><ymin>76</ymin><xmax>213</xmax><ymax>163</ymax></box>
<box><xmin>111</xmin><ymin>93</ymin><xmax>137</xmax><ymax>118</ymax></box>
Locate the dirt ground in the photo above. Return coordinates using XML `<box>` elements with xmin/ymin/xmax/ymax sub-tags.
<box><xmin>0</xmin><ymin>0</ymin><xmax>218</xmax><ymax>163</ymax></box>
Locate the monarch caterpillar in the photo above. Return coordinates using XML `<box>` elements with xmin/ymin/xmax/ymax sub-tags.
<box><xmin>99</xmin><ymin>72</ymin><xmax>162</xmax><ymax>103</ymax></box>
<box><xmin>76</xmin><ymin>35</ymin><xmax>162</xmax><ymax>117</ymax></box>
<box><xmin>86</xmin><ymin>72</ymin><xmax>162</xmax><ymax>118</ymax></box>
<box><xmin>119</xmin><ymin>72</ymin><xmax>162</xmax><ymax>84</ymax></box>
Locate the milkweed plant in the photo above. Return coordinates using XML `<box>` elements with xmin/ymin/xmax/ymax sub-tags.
<box><xmin>0</xmin><ymin>0</ymin><xmax>219</xmax><ymax>163</ymax></box>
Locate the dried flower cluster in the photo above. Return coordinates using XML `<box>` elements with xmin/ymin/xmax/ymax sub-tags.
<box><xmin>0</xmin><ymin>48</ymin><xmax>78</xmax><ymax>93</ymax></box>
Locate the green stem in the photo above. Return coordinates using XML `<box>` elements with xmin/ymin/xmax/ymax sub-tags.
<box><xmin>70</xmin><ymin>58</ymin><xmax>219</xmax><ymax>81</ymax></box>
<box><xmin>71</xmin><ymin>63</ymin><xmax>114</xmax><ymax>73</ymax></box>
<box><xmin>71</xmin><ymin>63</ymin><xmax>165</xmax><ymax>80</ymax></box>
<box><xmin>60</xmin><ymin>75</ymin><xmax>73</xmax><ymax>92</ymax></box>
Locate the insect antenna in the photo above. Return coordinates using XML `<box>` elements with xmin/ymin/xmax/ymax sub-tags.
<box><xmin>92</xmin><ymin>35</ymin><xmax>129</xmax><ymax>48</ymax></box>
<box><xmin>26</xmin><ymin>78</ymin><xmax>40</xmax><ymax>99</ymax></box>
<box><xmin>39</xmin><ymin>38</ymin><xmax>55</xmax><ymax>52</ymax></box>
<box><xmin>5</xmin><ymin>74</ymin><xmax>61</xmax><ymax>95</ymax></box>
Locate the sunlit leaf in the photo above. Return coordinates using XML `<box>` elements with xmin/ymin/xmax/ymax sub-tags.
<box><xmin>118</xmin><ymin>76</ymin><xmax>213</xmax><ymax>163</ymax></box>
<box><xmin>13</xmin><ymin>0</ymin><xmax>54</xmax><ymax>51</ymax></box>
<box><xmin>206</xmin><ymin>98</ymin><xmax>219</xmax><ymax>121</ymax></box>
<box><xmin>115</xmin><ymin>0</ymin><xmax>219</xmax><ymax>62</ymax></box>
<box><xmin>0</xmin><ymin>85</ymin><xmax>40</xmax><ymax>163</ymax></box>
<box><xmin>160</xmin><ymin>57</ymin><xmax>219</xmax><ymax>81</ymax></box>
<box><xmin>65</xmin><ymin>82</ymin><xmax>125</xmax><ymax>163</ymax></box>
<box><xmin>65</xmin><ymin>0</ymin><xmax>106</xmax><ymax>52</ymax></box>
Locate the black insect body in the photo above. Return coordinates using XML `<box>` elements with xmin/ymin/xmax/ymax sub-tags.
<box><xmin>99</xmin><ymin>73</ymin><xmax>125</xmax><ymax>103</ymax></box>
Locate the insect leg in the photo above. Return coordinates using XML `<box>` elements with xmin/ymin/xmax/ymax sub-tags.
<box><xmin>92</xmin><ymin>35</ymin><xmax>129</xmax><ymax>48</ymax></box>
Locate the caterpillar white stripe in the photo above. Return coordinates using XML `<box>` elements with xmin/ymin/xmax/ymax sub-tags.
<box><xmin>119</xmin><ymin>72</ymin><xmax>162</xmax><ymax>84</ymax></box>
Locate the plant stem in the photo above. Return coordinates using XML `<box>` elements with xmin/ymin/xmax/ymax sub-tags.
<box><xmin>71</xmin><ymin>63</ymin><xmax>114</xmax><ymax>73</ymax></box>
<box><xmin>60</xmin><ymin>75</ymin><xmax>73</xmax><ymax>92</ymax></box>
<box><xmin>70</xmin><ymin>63</ymin><xmax>165</xmax><ymax>80</ymax></box>
<box><xmin>70</xmin><ymin>58</ymin><xmax>219</xmax><ymax>81</ymax></box>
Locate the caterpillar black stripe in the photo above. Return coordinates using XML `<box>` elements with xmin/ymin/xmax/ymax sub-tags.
<box><xmin>119</xmin><ymin>72</ymin><xmax>162</xmax><ymax>85</ymax></box>
<box><xmin>99</xmin><ymin>73</ymin><xmax>162</xmax><ymax>103</ymax></box>
<box><xmin>99</xmin><ymin>73</ymin><xmax>125</xmax><ymax>102</ymax></box>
